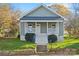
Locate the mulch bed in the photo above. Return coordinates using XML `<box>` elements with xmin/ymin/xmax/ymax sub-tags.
<box><xmin>0</xmin><ymin>48</ymin><xmax>79</xmax><ymax>56</ymax></box>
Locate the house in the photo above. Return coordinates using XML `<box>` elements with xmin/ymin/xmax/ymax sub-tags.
<box><xmin>20</xmin><ymin>4</ymin><xmax>64</xmax><ymax>52</ymax></box>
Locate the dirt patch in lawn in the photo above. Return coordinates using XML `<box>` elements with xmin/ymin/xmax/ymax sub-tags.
<box><xmin>0</xmin><ymin>48</ymin><xmax>79</xmax><ymax>56</ymax></box>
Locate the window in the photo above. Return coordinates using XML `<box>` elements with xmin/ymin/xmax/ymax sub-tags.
<box><xmin>37</xmin><ymin>24</ymin><xmax>40</xmax><ymax>26</ymax></box>
<box><xmin>51</xmin><ymin>24</ymin><xmax>55</xmax><ymax>28</ymax></box>
<box><xmin>28</xmin><ymin>24</ymin><xmax>32</xmax><ymax>26</ymax></box>
<box><xmin>28</xmin><ymin>24</ymin><xmax>32</xmax><ymax>33</ymax></box>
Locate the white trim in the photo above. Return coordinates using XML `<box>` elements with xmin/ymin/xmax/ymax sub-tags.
<box><xmin>63</xmin><ymin>22</ymin><xmax>64</xmax><ymax>38</ymax></box>
<box><xmin>19</xmin><ymin>22</ymin><xmax>25</xmax><ymax>41</ymax></box>
<box><xmin>20</xmin><ymin>19</ymin><xmax>63</xmax><ymax>22</ymax></box>
<box><xmin>56</xmin><ymin>22</ymin><xmax>59</xmax><ymax>35</ymax></box>
<box><xmin>24</xmin><ymin>22</ymin><xmax>26</xmax><ymax>34</ymax></box>
<box><xmin>47</xmin><ymin>22</ymin><xmax>48</xmax><ymax>34</ymax></box>
<box><xmin>58</xmin><ymin>22</ymin><xmax>59</xmax><ymax>35</ymax></box>
<box><xmin>19</xmin><ymin>22</ymin><xmax>21</xmax><ymax>38</ymax></box>
<box><xmin>35</xmin><ymin>22</ymin><xmax>37</xmax><ymax>43</ymax></box>
<box><xmin>35</xmin><ymin>22</ymin><xmax>37</xmax><ymax>34</ymax></box>
<box><xmin>25</xmin><ymin>22</ymin><xmax>28</xmax><ymax>34</ymax></box>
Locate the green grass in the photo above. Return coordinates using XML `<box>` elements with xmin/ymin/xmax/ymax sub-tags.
<box><xmin>0</xmin><ymin>38</ymin><xmax>35</xmax><ymax>51</ymax></box>
<box><xmin>48</xmin><ymin>34</ymin><xmax>79</xmax><ymax>49</ymax></box>
<box><xmin>65</xmin><ymin>43</ymin><xmax>79</xmax><ymax>48</ymax></box>
<box><xmin>0</xmin><ymin>34</ymin><xmax>79</xmax><ymax>51</ymax></box>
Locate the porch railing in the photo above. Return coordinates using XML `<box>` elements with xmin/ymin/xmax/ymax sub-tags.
<box><xmin>48</xmin><ymin>28</ymin><xmax>56</xmax><ymax>35</ymax></box>
<box><xmin>26</xmin><ymin>28</ymin><xmax>56</xmax><ymax>35</ymax></box>
<box><xmin>27</xmin><ymin>28</ymin><xmax>35</xmax><ymax>33</ymax></box>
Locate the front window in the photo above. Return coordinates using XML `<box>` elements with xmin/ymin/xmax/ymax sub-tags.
<box><xmin>51</xmin><ymin>24</ymin><xmax>56</xmax><ymax>28</ymax></box>
<box><xmin>28</xmin><ymin>24</ymin><xmax>32</xmax><ymax>26</ymax></box>
<box><xmin>28</xmin><ymin>24</ymin><xmax>32</xmax><ymax>33</ymax></box>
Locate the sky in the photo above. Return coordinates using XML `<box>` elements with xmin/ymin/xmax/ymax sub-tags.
<box><xmin>10</xmin><ymin>3</ymin><xmax>72</xmax><ymax>12</ymax></box>
<box><xmin>10</xmin><ymin>3</ymin><xmax>39</xmax><ymax>12</ymax></box>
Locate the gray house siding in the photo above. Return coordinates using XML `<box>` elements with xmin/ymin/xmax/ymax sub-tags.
<box><xmin>59</xmin><ymin>22</ymin><xmax>63</xmax><ymax>36</ymax></box>
<box><xmin>27</xmin><ymin>6</ymin><xmax>59</xmax><ymax>17</ymax></box>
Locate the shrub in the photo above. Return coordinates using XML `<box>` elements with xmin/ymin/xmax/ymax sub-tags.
<box><xmin>48</xmin><ymin>34</ymin><xmax>57</xmax><ymax>43</ymax></box>
<box><xmin>17</xmin><ymin>34</ymin><xmax>20</xmax><ymax>38</ymax></box>
<box><xmin>25</xmin><ymin>33</ymin><xmax>35</xmax><ymax>43</ymax></box>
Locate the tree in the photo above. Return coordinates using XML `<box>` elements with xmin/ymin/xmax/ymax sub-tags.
<box><xmin>9</xmin><ymin>10</ymin><xmax>21</xmax><ymax>37</ymax></box>
<box><xmin>71</xmin><ymin>3</ymin><xmax>79</xmax><ymax>16</ymax></box>
<box><xmin>0</xmin><ymin>4</ymin><xmax>21</xmax><ymax>37</ymax></box>
<box><xmin>49</xmin><ymin>4</ymin><xmax>70</xmax><ymax>16</ymax></box>
<box><xmin>49</xmin><ymin>4</ymin><xmax>79</xmax><ymax>38</ymax></box>
<box><xmin>65</xmin><ymin>3</ymin><xmax>79</xmax><ymax>38</ymax></box>
<box><xmin>0</xmin><ymin>4</ymin><xmax>11</xmax><ymax>37</ymax></box>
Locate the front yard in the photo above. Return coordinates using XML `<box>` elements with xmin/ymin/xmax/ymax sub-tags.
<box><xmin>48</xmin><ymin>37</ymin><xmax>79</xmax><ymax>49</ymax></box>
<box><xmin>0</xmin><ymin>38</ymin><xmax>35</xmax><ymax>51</ymax></box>
<box><xmin>0</xmin><ymin>35</ymin><xmax>79</xmax><ymax>51</ymax></box>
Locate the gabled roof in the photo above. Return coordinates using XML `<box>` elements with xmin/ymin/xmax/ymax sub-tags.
<box><xmin>20</xmin><ymin>4</ymin><xmax>66</xmax><ymax>20</ymax></box>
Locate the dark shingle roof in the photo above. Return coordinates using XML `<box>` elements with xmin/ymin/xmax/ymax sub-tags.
<box><xmin>20</xmin><ymin>16</ymin><xmax>63</xmax><ymax>20</ymax></box>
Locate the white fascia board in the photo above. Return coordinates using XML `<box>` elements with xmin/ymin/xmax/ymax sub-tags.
<box><xmin>20</xmin><ymin>20</ymin><xmax>63</xmax><ymax>22</ymax></box>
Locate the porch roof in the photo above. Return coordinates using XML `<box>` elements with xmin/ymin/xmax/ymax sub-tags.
<box><xmin>20</xmin><ymin>16</ymin><xmax>63</xmax><ymax>20</ymax></box>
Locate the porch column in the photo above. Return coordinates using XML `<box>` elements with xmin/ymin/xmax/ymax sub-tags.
<box><xmin>19</xmin><ymin>22</ymin><xmax>25</xmax><ymax>41</ymax></box>
<box><xmin>35</xmin><ymin>22</ymin><xmax>37</xmax><ymax>44</ymax></box>
<box><xmin>56</xmin><ymin>22</ymin><xmax>59</xmax><ymax>41</ymax></box>
<box><xmin>25</xmin><ymin>22</ymin><xmax>28</xmax><ymax>34</ymax></box>
<box><xmin>35</xmin><ymin>22</ymin><xmax>37</xmax><ymax>34</ymax></box>
<box><xmin>47</xmin><ymin>22</ymin><xmax>48</xmax><ymax>35</ymax></box>
<box><xmin>59</xmin><ymin>22</ymin><xmax>64</xmax><ymax>41</ymax></box>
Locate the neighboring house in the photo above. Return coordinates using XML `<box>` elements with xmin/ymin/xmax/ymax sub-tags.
<box><xmin>20</xmin><ymin>4</ymin><xmax>65</xmax><ymax>52</ymax></box>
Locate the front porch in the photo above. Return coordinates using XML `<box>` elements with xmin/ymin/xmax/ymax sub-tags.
<box><xmin>20</xmin><ymin>21</ymin><xmax>64</xmax><ymax>42</ymax></box>
<box><xmin>24</xmin><ymin>22</ymin><xmax>59</xmax><ymax>35</ymax></box>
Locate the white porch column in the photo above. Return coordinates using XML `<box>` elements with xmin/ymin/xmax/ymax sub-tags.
<box><xmin>56</xmin><ymin>22</ymin><xmax>59</xmax><ymax>35</ymax></box>
<box><xmin>56</xmin><ymin>22</ymin><xmax>59</xmax><ymax>41</ymax></box>
<box><xmin>59</xmin><ymin>22</ymin><xmax>64</xmax><ymax>41</ymax></box>
<box><xmin>19</xmin><ymin>22</ymin><xmax>25</xmax><ymax>41</ymax></box>
<box><xmin>35</xmin><ymin>22</ymin><xmax>36</xmax><ymax>43</ymax></box>
<box><xmin>47</xmin><ymin>22</ymin><xmax>48</xmax><ymax>35</ymax></box>
<box><xmin>35</xmin><ymin>22</ymin><xmax>37</xmax><ymax>34</ymax></box>
<box><xmin>25</xmin><ymin>22</ymin><xmax>28</xmax><ymax>34</ymax></box>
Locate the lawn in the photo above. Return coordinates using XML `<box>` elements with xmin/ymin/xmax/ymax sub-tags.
<box><xmin>48</xmin><ymin>34</ymin><xmax>79</xmax><ymax>49</ymax></box>
<box><xmin>0</xmin><ymin>38</ymin><xmax>35</xmax><ymax>51</ymax></box>
<box><xmin>0</xmin><ymin>35</ymin><xmax>79</xmax><ymax>51</ymax></box>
